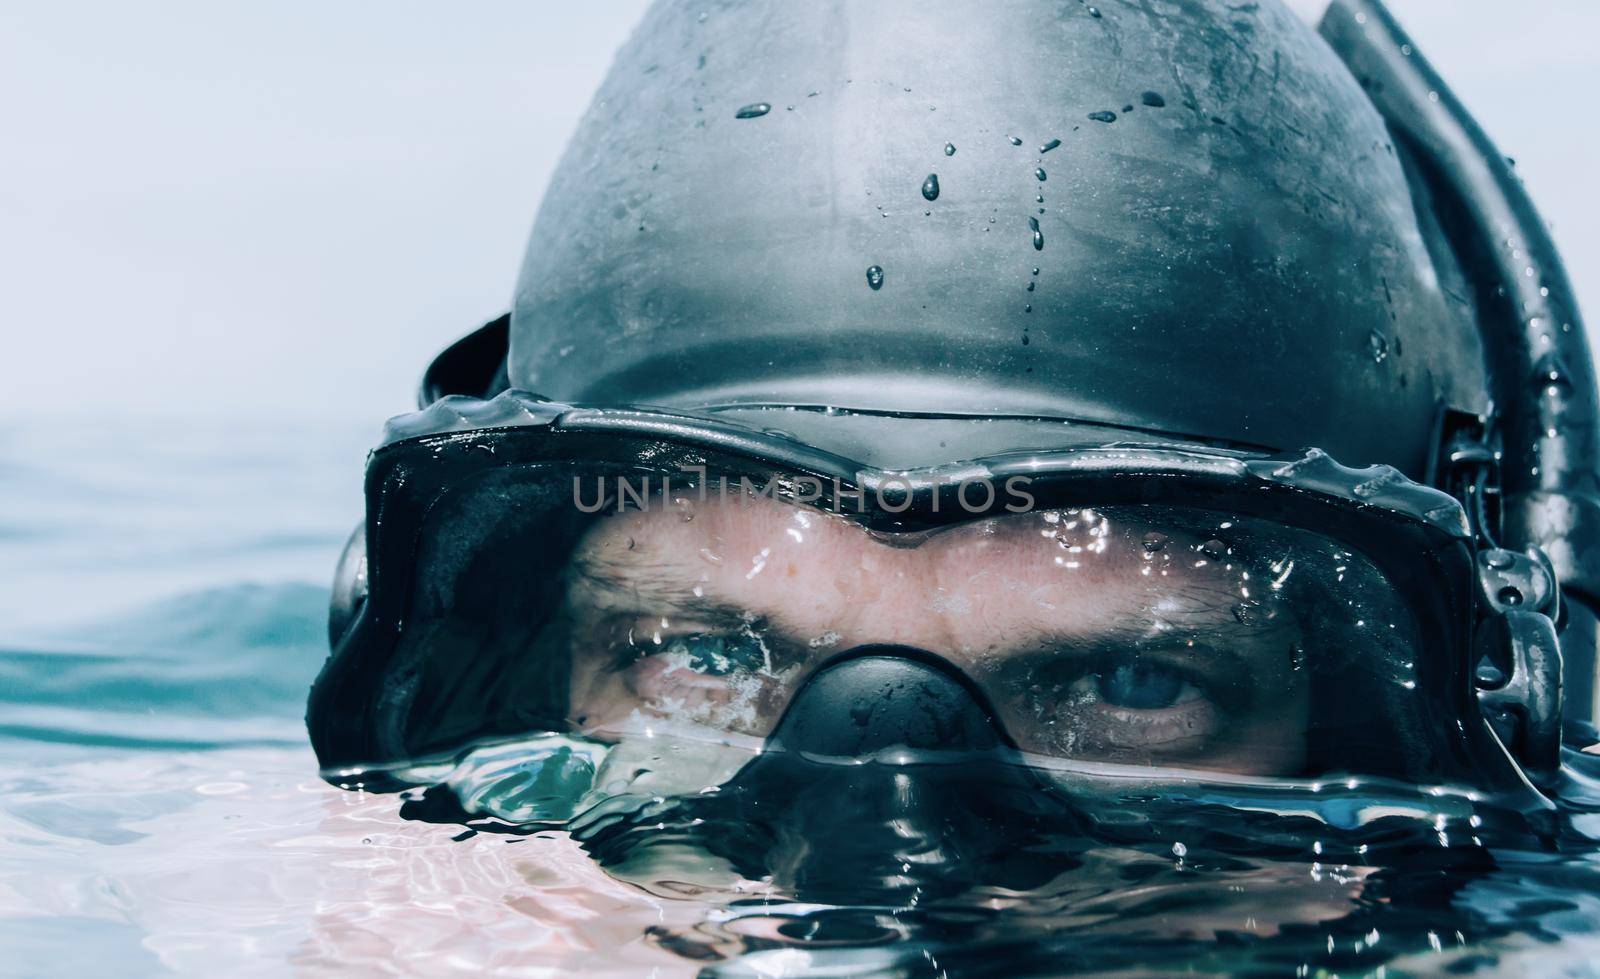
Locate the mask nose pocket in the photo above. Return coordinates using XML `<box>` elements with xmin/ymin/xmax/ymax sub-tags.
<box><xmin>699</xmin><ymin>647</ymin><xmax>1077</xmax><ymax>901</ymax></box>
<box><xmin>762</xmin><ymin>645</ymin><xmax>1010</xmax><ymax>758</ymax></box>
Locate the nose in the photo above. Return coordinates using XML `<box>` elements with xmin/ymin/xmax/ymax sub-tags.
<box><xmin>692</xmin><ymin>646</ymin><xmax>1079</xmax><ymax>902</ymax></box>
<box><xmin>764</xmin><ymin>645</ymin><xmax>1009</xmax><ymax>757</ymax></box>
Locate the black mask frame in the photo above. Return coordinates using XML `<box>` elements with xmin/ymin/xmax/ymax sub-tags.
<box><xmin>310</xmin><ymin>393</ymin><xmax>1558</xmax><ymax>806</ymax></box>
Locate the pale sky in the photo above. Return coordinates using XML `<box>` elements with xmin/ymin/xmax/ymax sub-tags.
<box><xmin>3</xmin><ymin>1</ymin><xmax>1596</xmax><ymax>425</ymax></box>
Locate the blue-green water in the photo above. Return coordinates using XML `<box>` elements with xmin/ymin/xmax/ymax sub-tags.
<box><xmin>6</xmin><ymin>418</ymin><xmax>1600</xmax><ymax>977</ymax></box>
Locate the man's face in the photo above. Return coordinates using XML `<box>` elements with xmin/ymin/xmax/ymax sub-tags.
<box><xmin>559</xmin><ymin>492</ymin><xmax>1312</xmax><ymax>776</ymax></box>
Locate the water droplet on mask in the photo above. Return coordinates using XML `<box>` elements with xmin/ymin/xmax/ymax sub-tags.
<box><xmin>1369</xmin><ymin>330</ymin><xmax>1389</xmax><ymax>363</ymax></box>
<box><xmin>944</xmin><ymin>142</ymin><xmax>956</xmax><ymax>156</ymax></box>
<box><xmin>1141</xmin><ymin>91</ymin><xmax>1166</xmax><ymax>108</ymax></box>
<box><xmin>1200</xmin><ymin>539</ymin><xmax>1228</xmax><ymax>560</ymax></box>
<box><xmin>1008</xmin><ymin>135</ymin><xmax>1023</xmax><ymax>146</ymax></box>
<box><xmin>921</xmin><ymin>173</ymin><xmax>940</xmax><ymax>201</ymax></box>
<box><xmin>1039</xmin><ymin>138</ymin><xmax>1061</xmax><ymax>154</ymax></box>
<box><xmin>1035</xmin><ymin>167</ymin><xmax>1047</xmax><ymax>181</ymax></box>
<box><xmin>1142</xmin><ymin>532</ymin><xmax>1167</xmax><ymax>553</ymax></box>
<box><xmin>1088</xmin><ymin>110</ymin><xmax>1117</xmax><ymax>123</ymax></box>
<box><xmin>735</xmin><ymin>102</ymin><xmax>771</xmax><ymax>119</ymax></box>
<box><xmin>866</xmin><ymin>265</ymin><xmax>885</xmax><ymax>290</ymax></box>
<box><xmin>1029</xmin><ymin>216</ymin><xmax>1044</xmax><ymax>250</ymax></box>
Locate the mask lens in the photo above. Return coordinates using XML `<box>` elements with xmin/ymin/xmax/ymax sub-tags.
<box><xmin>386</xmin><ymin>460</ymin><xmax>1461</xmax><ymax>785</ymax></box>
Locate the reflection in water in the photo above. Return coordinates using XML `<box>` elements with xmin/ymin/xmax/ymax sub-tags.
<box><xmin>7</xmin><ymin>710</ymin><xmax>1600</xmax><ymax>974</ymax></box>
<box><xmin>0</xmin><ymin>747</ymin><xmax>700</xmax><ymax>977</ymax></box>
<box><xmin>379</xmin><ymin>726</ymin><xmax>1600</xmax><ymax>976</ymax></box>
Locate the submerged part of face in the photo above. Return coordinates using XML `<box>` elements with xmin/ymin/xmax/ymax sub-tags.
<box><xmin>563</xmin><ymin>493</ymin><xmax>1311</xmax><ymax>776</ymax></box>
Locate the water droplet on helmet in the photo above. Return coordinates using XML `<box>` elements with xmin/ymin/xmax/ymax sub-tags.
<box><xmin>1141</xmin><ymin>91</ymin><xmax>1166</xmax><ymax>108</ymax></box>
<box><xmin>921</xmin><ymin>173</ymin><xmax>940</xmax><ymax>201</ymax></box>
<box><xmin>1029</xmin><ymin>216</ymin><xmax>1044</xmax><ymax>250</ymax></box>
<box><xmin>1142</xmin><ymin>532</ymin><xmax>1167</xmax><ymax>554</ymax></box>
<box><xmin>865</xmin><ymin>265</ymin><xmax>885</xmax><ymax>290</ymax></box>
<box><xmin>1200</xmin><ymin>539</ymin><xmax>1228</xmax><ymax>560</ymax></box>
<box><xmin>1088</xmin><ymin>110</ymin><xmax>1117</xmax><ymax>123</ymax></box>
<box><xmin>1369</xmin><ymin>330</ymin><xmax>1390</xmax><ymax>363</ymax></box>
<box><xmin>944</xmin><ymin>142</ymin><xmax>957</xmax><ymax>156</ymax></box>
<box><xmin>1008</xmin><ymin>135</ymin><xmax>1023</xmax><ymax>146</ymax></box>
<box><xmin>1035</xmin><ymin>167</ymin><xmax>1047</xmax><ymax>181</ymax></box>
<box><xmin>1087</xmin><ymin>5</ymin><xmax>1102</xmax><ymax>17</ymax></box>
<box><xmin>1032</xmin><ymin>267</ymin><xmax>1040</xmax><ymax>276</ymax></box>
<box><xmin>1533</xmin><ymin>352</ymin><xmax>1573</xmax><ymax>391</ymax></box>
<box><xmin>1039</xmin><ymin>138</ymin><xmax>1061</xmax><ymax>154</ymax></box>
<box><xmin>734</xmin><ymin>102</ymin><xmax>771</xmax><ymax>119</ymax></box>
<box><xmin>1026</xmin><ymin>281</ymin><xmax>1035</xmax><ymax>292</ymax></box>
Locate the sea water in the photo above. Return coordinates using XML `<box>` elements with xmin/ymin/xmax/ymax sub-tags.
<box><xmin>4</xmin><ymin>417</ymin><xmax>1600</xmax><ymax>977</ymax></box>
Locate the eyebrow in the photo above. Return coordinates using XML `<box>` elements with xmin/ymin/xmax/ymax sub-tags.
<box><xmin>567</xmin><ymin>552</ymin><xmax>731</xmax><ymax>615</ymax></box>
<box><xmin>568</xmin><ymin>548</ymin><xmax>1296</xmax><ymax>646</ymax></box>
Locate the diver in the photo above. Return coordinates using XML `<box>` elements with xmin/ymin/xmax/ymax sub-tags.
<box><xmin>308</xmin><ymin>0</ymin><xmax>1598</xmax><ymax>928</ymax></box>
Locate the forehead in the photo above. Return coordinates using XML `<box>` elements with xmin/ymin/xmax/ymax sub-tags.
<box><xmin>568</xmin><ymin>493</ymin><xmax>1283</xmax><ymax>638</ymax></box>
<box><xmin>576</xmin><ymin>492</ymin><xmax>1255</xmax><ymax>570</ymax></box>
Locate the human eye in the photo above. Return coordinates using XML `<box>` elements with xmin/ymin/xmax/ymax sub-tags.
<box><xmin>1072</xmin><ymin>661</ymin><xmax>1205</xmax><ymax>711</ymax></box>
<box><xmin>1005</xmin><ymin>648</ymin><xmax>1246</xmax><ymax>764</ymax></box>
<box><xmin>640</xmin><ymin>629</ymin><xmax>772</xmax><ymax>678</ymax></box>
<box><xmin>588</xmin><ymin>617</ymin><xmax>802</xmax><ymax>736</ymax></box>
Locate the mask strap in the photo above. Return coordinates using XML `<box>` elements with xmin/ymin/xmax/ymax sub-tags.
<box><xmin>1323</xmin><ymin>0</ymin><xmax>1600</xmax><ymax>728</ymax></box>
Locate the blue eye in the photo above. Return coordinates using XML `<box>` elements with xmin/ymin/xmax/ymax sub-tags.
<box><xmin>1092</xmin><ymin>663</ymin><xmax>1196</xmax><ymax>710</ymax></box>
<box><xmin>661</xmin><ymin>633</ymin><xmax>768</xmax><ymax>676</ymax></box>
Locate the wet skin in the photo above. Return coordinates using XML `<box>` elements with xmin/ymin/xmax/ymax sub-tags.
<box><xmin>560</xmin><ymin>494</ymin><xmax>1312</xmax><ymax>775</ymax></box>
